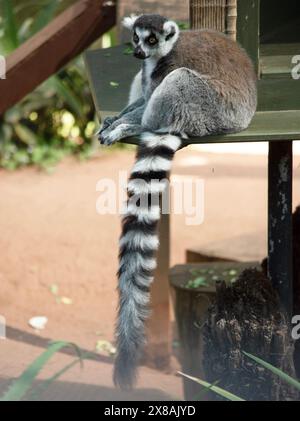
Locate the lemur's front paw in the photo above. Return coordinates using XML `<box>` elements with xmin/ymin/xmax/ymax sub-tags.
<box><xmin>102</xmin><ymin>116</ymin><xmax>119</xmax><ymax>131</ymax></box>
<box><xmin>98</xmin><ymin>130</ymin><xmax>117</xmax><ymax>146</ymax></box>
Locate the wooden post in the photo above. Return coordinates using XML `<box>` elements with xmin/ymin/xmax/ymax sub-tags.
<box><xmin>146</xmin><ymin>209</ymin><xmax>171</xmax><ymax>369</ymax></box>
<box><xmin>268</xmin><ymin>141</ymin><xmax>293</xmax><ymax>317</ymax></box>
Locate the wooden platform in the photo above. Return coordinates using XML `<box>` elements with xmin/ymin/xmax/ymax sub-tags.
<box><xmin>186</xmin><ymin>231</ymin><xmax>266</xmax><ymax>264</ymax></box>
<box><xmin>85</xmin><ymin>45</ymin><xmax>300</xmax><ymax>145</ymax></box>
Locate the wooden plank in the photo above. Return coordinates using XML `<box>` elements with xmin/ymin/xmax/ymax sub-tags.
<box><xmin>260</xmin><ymin>55</ymin><xmax>295</xmax><ymax>79</ymax></box>
<box><xmin>185</xmin><ymin>111</ymin><xmax>300</xmax><ymax>144</ymax></box>
<box><xmin>237</xmin><ymin>0</ymin><xmax>260</xmax><ymax>76</ymax></box>
<box><xmin>260</xmin><ymin>43</ymin><xmax>300</xmax><ymax>56</ymax></box>
<box><xmin>120</xmin><ymin>111</ymin><xmax>300</xmax><ymax>145</ymax></box>
<box><xmin>258</xmin><ymin>79</ymin><xmax>300</xmax><ymax>111</ymax></box>
<box><xmin>0</xmin><ymin>0</ymin><xmax>116</xmax><ymax>116</ymax></box>
<box><xmin>84</xmin><ymin>45</ymin><xmax>140</xmax><ymax>121</ymax></box>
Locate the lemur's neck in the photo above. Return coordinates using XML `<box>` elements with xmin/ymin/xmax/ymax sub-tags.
<box><xmin>143</xmin><ymin>57</ymin><xmax>157</xmax><ymax>85</ymax></box>
<box><xmin>143</xmin><ymin>40</ymin><xmax>178</xmax><ymax>78</ymax></box>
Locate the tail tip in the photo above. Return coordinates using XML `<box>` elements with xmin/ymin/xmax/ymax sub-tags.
<box><xmin>113</xmin><ymin>361</ymin><xmax>137</xmax><ymax>390</ymax></box>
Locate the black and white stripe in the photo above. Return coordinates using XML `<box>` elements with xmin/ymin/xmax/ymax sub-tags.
<box><xmin>113</xmin><ymin>132</ymin><xmax>182</xmax><ymax>388</ymax></box>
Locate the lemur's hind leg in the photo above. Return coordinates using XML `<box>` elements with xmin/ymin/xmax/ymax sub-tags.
<box><xmin>142</xmin><ymin>67</ymin><xmax>238</xmax><ymax>137</ymax></box>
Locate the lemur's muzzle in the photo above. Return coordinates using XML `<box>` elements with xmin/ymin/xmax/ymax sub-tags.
<box><xmin>134</xmin><ymin>47</ymin><xmax>147</xmax><ymax>59</ymax></box>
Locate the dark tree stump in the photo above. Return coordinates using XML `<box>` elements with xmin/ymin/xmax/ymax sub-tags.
<box><xmin>203</xmin><ymin>269</ymin><xmax>299</xmax><ymax>401</ymax></box>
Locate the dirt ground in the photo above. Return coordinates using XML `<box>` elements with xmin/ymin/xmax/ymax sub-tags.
<box><xmin>1</xmin><ymin>145</ymin><xmax>300</xmax><ymax>400</ymax></box>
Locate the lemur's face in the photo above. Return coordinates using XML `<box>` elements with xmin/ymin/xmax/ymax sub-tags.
<box><xmin>123</xmin><ymin>14</ymin><xmax>179</xmax><ymax>60</ymax></box>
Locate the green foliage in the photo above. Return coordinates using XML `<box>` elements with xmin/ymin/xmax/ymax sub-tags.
<box><xmin>0</xmin><ymin>341</ymin><xmax>87</xmax><ymax>401</ymax></box>
<box><xmin>0</xmin><ymin>0</ymin><xmax>99</xmax><ymax>170</ymax></box>
<box><xmin>185</xmin><ymin>267</ymin><xmax>238</xmax><ymax>289</ymax></box>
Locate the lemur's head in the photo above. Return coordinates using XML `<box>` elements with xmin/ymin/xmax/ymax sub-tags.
<box><xmin>123</xmin><ymin>14</ymin><xmax>179</xmax><ymax>60</ymax></box>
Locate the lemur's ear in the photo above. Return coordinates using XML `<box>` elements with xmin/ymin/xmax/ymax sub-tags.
<box><xmin>122</xmin><ymin>14</ymin><xmax>139</xmax><ymax>30</ymax></box>
<box><xmin>163</xmin><ymin>20</ymin><xmax>179</xmax><ymax>40</ymax></box>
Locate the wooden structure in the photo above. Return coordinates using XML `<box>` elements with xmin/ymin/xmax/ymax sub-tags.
<box><xmin>117</xmin><ymin>0</ymin><xmax>189</xmax><ymax>42</ymax></box>
<box><xmin>85</xmin><ymin>0</ymin><xmax>300</xmax><ymax>368</ymax></box>
<box><xmin>189</xmin><ymin>0</ymin><xmax>237</xmax><ymax>40</ymax></box>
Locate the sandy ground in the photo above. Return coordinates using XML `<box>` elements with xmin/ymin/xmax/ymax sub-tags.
<box><xmin>1</xmin><ymin>145</ymin><xmax>300</xmax><ymax>400</ymax></box>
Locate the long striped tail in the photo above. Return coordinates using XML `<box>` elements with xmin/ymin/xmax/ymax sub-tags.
<box><xmin>113</xmin><ymin>132</ymin><xmax>182</xmax><ymax>388</ymax></box>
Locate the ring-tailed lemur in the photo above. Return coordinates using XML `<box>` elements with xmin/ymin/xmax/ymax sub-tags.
<box><xmin>98</xmin><ymin>14</ymin><xmax>257</xmax><ymax>389</ymax></box>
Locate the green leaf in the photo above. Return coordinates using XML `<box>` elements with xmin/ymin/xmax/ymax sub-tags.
<box><xmin>15</xmin><ymin>124</ymin><xmax>39</xmax><ymax>146</ymax></box>
<box><xmin>1</xmin><ymin>341</ymin><xmax>82</xmax><ymax>401</ymax></box>
<box><xmin>192</xmin><ymin>276</ymin><xmax>208</xmax><ymax>287</ymax></box>
<box><xmin>110</xmin><ymin>81</ymin><xmax>119</xmax><ymax>87</ymax></box>
<box><xmin>30</xmin><ymin>0</ymin><xmax>60</xmax><ymax>36</ymax></box>
<box><xmin>123</xmin><ymin>46</ymin><xmax>133</xmax><ymax>55</ymax></box>
<box><xmin>28</xmin><ymin>351</ymin><xmax>92</xmax><ymax>400</ymax></box>
<box><xmin>178</xmin><ymin>372</ymin><xmax>245</xmax><ymax>401</ymax></box>
<box><xmin>1</xmin><ymin>0</ymin><xmax>19</xmax><ymax>51</ymax></box>
<box><xmin>47</xmin><ymin>76</ymin><xmax>83</xmax><ymax>117</ymax></box>
<box><xmin>17</xmin><ymin>18</ymin><xmax>34</xmax><ymax>43</ymax></box>
<box><xmin>243</xmin><ymin>352</ymin><xmax>300</xmax><ymax>392</ymax></box>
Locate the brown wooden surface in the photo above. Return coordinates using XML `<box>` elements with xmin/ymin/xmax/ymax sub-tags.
<box><xmin>0</xmin><ymin>0</ymin><xmax>116</xmax><ymax>116</ymax></box>
<box><xmin>186</xmin><ymin>231</ymin><xmax>266</xmax><ymax>264</ymax></box>
<box><xmin>144</xmin><ymin>210</ymin><xmax>171</xmax><ymax>369</ymax></box>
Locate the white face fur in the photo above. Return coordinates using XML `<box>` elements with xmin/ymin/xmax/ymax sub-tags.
<box><xmin>122</xmin><ymin>15</ymin><xmax>180</xmax><ymax>60</ymax></box>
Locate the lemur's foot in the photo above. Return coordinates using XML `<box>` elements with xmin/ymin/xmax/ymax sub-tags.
<box><xmin>96</xmin><ymin>116</ymin><xmax>119</xmax><ymax>141</ymax></box>
<box><xmin>99</xmin><ymin>123</ymin><xmax>143</xmax><ymax>146</ymax></box>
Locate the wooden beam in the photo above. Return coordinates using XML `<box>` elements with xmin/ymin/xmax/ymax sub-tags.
<box><xmin>0</xmin><ymin>0</ymin><xmax>116</xmax><ymax>116</ymax></box>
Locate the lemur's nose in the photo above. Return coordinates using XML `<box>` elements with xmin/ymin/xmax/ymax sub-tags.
<box><xmin>134</xmin><ymin>47</ymin><xmax>146</xmax><ymax>59</ymax></box>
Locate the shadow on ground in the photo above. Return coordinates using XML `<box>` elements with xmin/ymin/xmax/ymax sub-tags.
<box><xmin>0</xmin><ymin>378</ymin><xmax>178</xmax><ymax>401</ymax></box>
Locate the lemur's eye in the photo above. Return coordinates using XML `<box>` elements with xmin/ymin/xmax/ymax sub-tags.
<box><xmin>133</xmin><ymin>33</ymin><xmax>139</xmax><ymax>43</ymax></box>
<box><xmin>147</xmin><ymin>36</ymin><xmax>158</xmax><ymax>46</ymax></box>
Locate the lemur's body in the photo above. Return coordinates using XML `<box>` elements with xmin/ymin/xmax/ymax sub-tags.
<box><xmin>98</xmin><ymin>14</ymin><xmax>257</xmax><ymax>389</ymax></box>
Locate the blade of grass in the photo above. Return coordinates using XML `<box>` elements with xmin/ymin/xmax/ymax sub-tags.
<box><xmin>243</xmin><ymin>352</ymin><xmax>300</xmax><ymax>392</ymax></box>
<box><xmin>28</xmin><ymin>351</ymin><xmax>93</xmax><ymax>400</ymax></box>
<box><xmin>2</xmin><ymin>0</ymin><xmax>19</xmax><ymax>51</ymax></box>
<box><xmin>15</xmin><ymin>123</ymin><xmax>40</xmax><ymax>146</ymax></box>
<box><xmin>1</xmin><ymin>341</ymin><xmax>82</xmax><ymax>401</ymax></box>
<box><xmin>178</xmin><ymin>371</ymin><xmax>245</xmax><ymax>401</ymax></box>
<box><xmin>192</xmin><ymin>379</ymin><xmax>221</xmax><ymax>401</ymax></box>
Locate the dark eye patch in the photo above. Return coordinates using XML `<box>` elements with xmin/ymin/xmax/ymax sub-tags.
<box><xmin>133</xmin><ymin>33</ymin><xmax>139</xmax><ymax>43</ymax></box>
<box><xmin>146</xmin><ymin>34</ymin><xmax>158</xmax><ymax>46</ymax></box>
